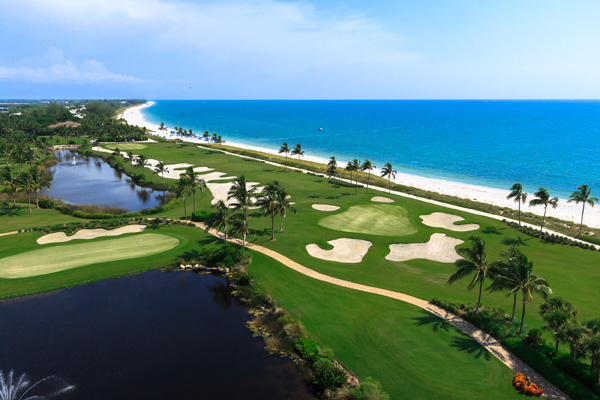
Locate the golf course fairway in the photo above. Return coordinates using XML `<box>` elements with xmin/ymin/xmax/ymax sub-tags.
<box><xmin>0</xmin><ymin>233</ymin><xmax>179</xmax><ymax>278</ymax></box>
<box><xmin>318</xmin><ymin>204</ymin><xmax>418</xmax><ymax>236</ymax></box>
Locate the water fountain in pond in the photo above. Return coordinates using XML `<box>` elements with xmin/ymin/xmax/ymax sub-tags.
<box><xmin>0</xmin><ymin>370</ymin><xmax>74</xmax><ymax>400</ymax></box>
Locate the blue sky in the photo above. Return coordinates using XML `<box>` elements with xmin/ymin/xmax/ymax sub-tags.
<box><xmin>1</xmin><ymin>0</ymin><xmax>599</xmax><ymax>99</ymax></box>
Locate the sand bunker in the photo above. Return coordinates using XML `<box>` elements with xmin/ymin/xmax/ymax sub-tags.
<box><xmin>312</xmin><ymin>204</ymin><xmax>340</xmax><ymax>212</ymax></box>
<box><xmin>207</xmin><ymin>181</ymin><xmax>261</xmax><ymax>207</ymax></box>
<box><xmin>420</xmin><ymin>212</ymin><xmax>479</xmax><ymax>232</ymax></box>
<box><xmin>386</xmin><ymin>233</ymin><xmax>463</xmax><ymax>263</ymax></box>
<box><xmin>306</xmin><ymin>238</ymin><xmax>372</xmax><ymax>263</ymax></box>
<box><xmin>371</xmin><ymin>196</ymin><xmax>394</xmax><ymax>203</ymax></box>
<box><xmin>37</xmin><ymin>225</ymin><xmax>147</xmax><ymax>244</ymax></box>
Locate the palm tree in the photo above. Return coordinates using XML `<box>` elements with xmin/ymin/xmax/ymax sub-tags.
<box><xmin>1</xmin><ymin>166</ymin><xmax>19</xmax><ymax>207</ymax></box>
<box><xmin>568</xmin><ymin>184</ymin><xmax>598</xmax><ymax>236</ymax></box>
<box><xmin>558</xmin><ymin>321</ymin><xmax>588</xmax><ymax>368</ymax></box>
<box><xmin>529</xmin><ymin>187</ymin><xmax>559</xmax><ymax>232</ymax></box>
<box><xmin>276</xmin><ymin>185</ymin><xmax>296</xmax><ymax>232</ymax></box>
<box><xmin>183</xmin><ymin>166</ymin><xmax>206</xmax><ymax>215</ymax></box>
<box><xmin>380</xmin><ymin>162</ymin><xmax>397</xmax><ymax>194</ymax></box>
<box><xmin>585</xmin><ymin>331</ymin><xmax>600</xmax><ymax>387</ymax></box>
<box><xmin>291</xmin><ymin>143</ymin><xmax>304</xmax><ymax>163</ymax></box>
<box><xmin>326</xmin><ymin>164</ymin><xmax>340</xmax><ymax>198</ymax></box>
<box><xmin>227</xmin><ymin>175</ymin><xmax>256</xmax><ymax>234</ymax></box>
<box><xmin>176</xmin><ymin>177</ymin><xmax>192</xmax><ymax>221</ymax></box>
<box><xmin>487</xmin><ymin>250</ymin><xmax>521</xmax><ymax>321</ymax></box>
<box><xmin>361</xmin><ymin>160</ymin><xmax>375</xmax><ymax>194</ymax></box>
<box><xmin>16</xmin><ymin>171</ymin><xmax>35</xmax><ymax>213</ymax></box>
<box><xmin>540</xmin><ymin>297</ymin><xmax>578</xmax><ymax>355</ymax></box>
<box><xmin>255</xmin><ymin>182</ymin><xmax>280</xmax><ymax>241</ymax></box>
<box><xmin>112</xmin><ymin>147</ymin><xmax>121</xmax><ymax>163</ymax></box>
<box><xmin>507</xmin><ymin>183</ymin><xmax>528</xmax><ymax>227</ymax></box>
<box><xmin>205</xmin><ymin>200</ymin><xmax>234</xmax><ymax>246</ymax></box>
<box><xmin>203</xmin><ymin>131</ymin><xmax>210</xmax><ymax>139</ymax></box>
<box><xmin>135</xmin><ymin>154</ymin><xmax>149</xmax><ymax>171</ymax></box>
<box><xmin>345</xmin><ymin>159</ymin><xmax>360</xmax><ymax>194</ymax></box>
<box><xmin>126</xmin><ymin>151</ymin><xmax>134</xmax><ymax>171</ymax></box>
<box><xmin>159</xmin><ymin>122</ymin><xmax>166</xmax><ymax>135</ymax></box>
<box><xmin>30</xmin><ymin>168</ymin><xmax>51</xmax><ymax>208</ymax></box>
<box><xmin>447</xmin><ymin>236</ymin><xmax>491</xmax><ymax>312</ymax></box>
<box><xmin>217</xmin><ymin>135</ymin><xmax>224</xmax><ymax>147</ymax></box>
<box><xmin>229</xmin><ymin>213</ymin><xmax>251</xmax><ymax>258</ymax></box>
<box><xmin>279</xmin><ymin>142</ymin><xmax>290</xmax><ymax>166</ymax></box>
<box><xmin>501</xmin><ymin>248</ymin><xmax>552</xmax><ymax>334</ymax></box>
<box><xmin>153</xmin><ymin>161</ymin><xmax>169</xmax><ymax>183</ymax></box>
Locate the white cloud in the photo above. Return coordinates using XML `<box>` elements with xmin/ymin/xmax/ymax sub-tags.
<box><xmin>0</xmin><ymin>53</ymin><xmax>143</xmax><ymax>83</ymax></box>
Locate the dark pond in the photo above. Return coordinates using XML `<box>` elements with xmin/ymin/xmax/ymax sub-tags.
<box><xmin>41</xmin><ymin>150</ymin><xmax>168</xmax><ymax>212</ymax></box>
<box><xmin>0</xmin><ymin>270</ymin><xmax>314</xmax><ymax>399</ymax></box>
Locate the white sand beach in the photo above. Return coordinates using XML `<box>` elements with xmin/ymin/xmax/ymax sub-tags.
<box><xmin>122</xmin><ymin>102</ymin><xmax>600</xmax><ymax>229</ymax></box>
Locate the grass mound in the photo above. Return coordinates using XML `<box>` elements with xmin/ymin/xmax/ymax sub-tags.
<box><xmin>103</xmin><ymin>143</ymin><xmax>147</xmax><ymax>150</ymax></box>
<box><xmin>318</xmin><ymin>204</ymin><xmax>417</xmax><ymax>236</ymax></box>
<box><xmin>0</xmin><ymin>233</ymin><xmax>179</xmax><ymax>278</ymax></box>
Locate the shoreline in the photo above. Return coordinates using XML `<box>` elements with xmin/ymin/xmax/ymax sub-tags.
<box><xmin>122</xmin><ymin>101</ymin><xmax>600</xmax><ymax>229</ymax></box>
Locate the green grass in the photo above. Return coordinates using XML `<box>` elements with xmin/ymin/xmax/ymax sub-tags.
<box><xmin>102</xmin><ymin>143</ymin><xmax>148</xmax><ymax>150</ymax></box>
<box><xmin>0</xmin><ymin>233</ymin><xmax>179</xmax><ymax>278</ymax></box>
<box><xmin>0</xmin><ymin>205</ymin><xmax>82</xmax><ymax>233</ymax></box>
<box><xmin>0</xmin><ymin>225</ymin><xmax>210</xmax><ymax>298</ymax></box>
<box><xmin>248</xmin><ymin>251</ymin><xmax>522</xmax><ymax>400</ymax></box>
<box><xmin>318</xmin><ymin>203</ymin><xmax>417</xmax><ymax>236</ymax></box>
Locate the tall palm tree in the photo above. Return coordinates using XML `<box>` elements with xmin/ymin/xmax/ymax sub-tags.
<box><xmin>1</xmin><ymin>166</ymin><xmax>19</xmax><ymax>207</ymax></box>
<box><xmin>361</xmin><ymin>160</ymin><xmax>375</xmax><ymax>194</ymax></box>
<box><xmin>205</xmin><ymin>200</ymin><xmax>234</xmax><ymax>246</ymax></box>
<box><xmin>112</xmin><ymin>147</ymin><xmax>121</xmax><ymax>163</ymax></box>
<box><xmin>176</xmin><ymin>177</ymin><xmax>192</xmax><ymax>221</ymax></box>
<box><xmin>328</xmin><ymin>156</ymin><xmax>337</xmax><ymax>168</ymax></box>
<box><xmin>345</xmin><ymin>160</ymin><xmax>356</xmax><ymax>187</ymax></box>
<box><xmin>30</xmin><ymin>168</ymin><xmax>51</xmax><ymax>208</ymax></box>
<box><xmin>16</xmin><ymin>171</ymin><xmax>35</xmax><ymax>213</ymax></box>
<box><xmin>126</xmin><ymin>151</ymin><xmax>134</xmax><ymax>171</ymax></box>
<box><xmin>279</xmin><ymin>142</ymin><xmax>290</xmax><ymax>166</ymax></box>
<box><xmin>291</xmin><ymin>143</ymin><xmax>304</xmax><ymax>162</ymax></box>
<box><xmin>326</xmin><ymin>164</ymin><xmax>340</xmax><ymax>198</ymax></box>
<box><xmin>584</xmin><ymin>328</ymin><xmax>600</xmax><ymax>386</ymax></box>
<box><xmin>447</xmin><ymin>236</ymin><xmax>491</xmax><ymax>312</ymax></box>
<box><xmin>380</xmin><ymin>162</ymin><xmax>397</xmax><ymax>194</ymax></box>
<box><xmin>487</xmin><ymin>250</ymin><xmax>521</xmax><ymax>321</ymax></box>
<box><xmin>255</xmin><ymin>181</ymin><xmax>280</xmax><ymax>240</ymax></box>
<box><xmin>217</xmin><ymin>135</ymin><xmax>224</xmax><ymax>147</ymax></box>
<box><xmin>159</xmin><ymin>122</ymin><xmax>166</xmax><ymax>135</ymax></box>
<box><xmin>558</xmin><ymin>321</ymin><xmax>588</xmax><ymax>368</ymax></box>
<box><xmin>183</xmin><ymin>166</ymin><xmax>206</xmax><ymax>215</ymax></box>
<box><xmin>529</xmin><ymin>187</ymin><xmax>559</xmax><ymax>232</ymax></box>
<box><xmin>227</xmin><ymin>175</ymin><xmax>256</xmax><ymax>235</ymax></box>
<box><xmin>276</xmin><ymin>185</ymin><xmax>296</xmax><ymax>232</ymax></box>
<box><xmin>135</xmin><ymin>154</ymin><xmax>149</xmax><ymax>171</ymax></box>
<box><xmin>568</xmin><ymin>184</ymin><xmax>598</xmax><ymax>236</ymax></box>
<box><xmin>203</xmin><ymin>131</ymin><xmax>210</xmax><ymax>138</ymax></box>
<box><xmin>507</xmin><ymin>183</ymin><xmax>527</xmax><ymax>227</ymax></box>
<box><xmin>540</xmin><ymin>297</ymin><xmax>578</xmax><ymax>355</ymax></box>
<box><xmin>501</xmin><ymin>248</ymin><xmax>552</xmax><ymax>334</ymax></box>
<box><xmin>229</xmin><ymin>213</ymin><xmax>250</xmax><ymax>257</ymax></box>
<box><xmin>153</xmin><ymin>161</ymin><xmax>169</xmax><ymax>183</ymax></box>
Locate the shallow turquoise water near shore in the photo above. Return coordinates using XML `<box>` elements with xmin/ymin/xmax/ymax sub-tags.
<box><xmin>142</xmin><ymin>100</ymin><xmax>600</xmax><ymax>198</ymax></box>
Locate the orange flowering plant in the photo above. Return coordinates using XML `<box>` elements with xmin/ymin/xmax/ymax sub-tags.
<box><xmin>513</xmin><ymin>373</ymin><xmax>543</xmax><ymax>397</ymax></box>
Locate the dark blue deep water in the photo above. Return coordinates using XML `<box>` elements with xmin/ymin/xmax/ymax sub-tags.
<box><xmin>143</xmin><ymin>100</ymin><xmax>600</xmax><ymax>198</ymax></box>
<box><xmin>0</xmin><ymin>271</ymin><xmax>313</xmax><ymax>399</ymax></box>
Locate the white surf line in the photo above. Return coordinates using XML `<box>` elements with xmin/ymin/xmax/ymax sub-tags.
<box><xmin>187</xmin><ymin>219</ymin><xmax>568</xmax><ymax>400</ymax></box>
<box><xmin>196</xmin><ymin>144</ymin><xmax>590</xmax><ymax>246</ymax></box>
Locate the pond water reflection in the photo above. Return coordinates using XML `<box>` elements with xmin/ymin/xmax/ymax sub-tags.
<box><xmin>0</xmin><ymin>271</ymin><xmax>314</xmax><ymax>399</ymax></box>
<box><xmin>42</xmin><ymin>150</ymin><xmax>168</xmax><ymax>211</ymax></box>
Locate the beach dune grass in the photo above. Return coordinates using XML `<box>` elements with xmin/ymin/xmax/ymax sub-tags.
<box><xmin>0</xmin><ymin>233</ymin><xmax>179</xmax><ymax>278</ymax></box>
<box><xmin>318</xmin><ymin>204</ymin><xmax>418</xmax><ymax>236</ymax></box>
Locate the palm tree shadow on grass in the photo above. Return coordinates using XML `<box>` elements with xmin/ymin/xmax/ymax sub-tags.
<box><xmin>307</xmin><ymin>195</ymin><xmax>321</xmax><ymax>199</ymax></box>
<box><xmin>412</xmin><ymin>311</ymin><xmax>452</xmax><ymax>333</ymax></box>
<box><xmin>450</xmin><ymin>336</ymin><xmax>491</xmax><ymax>361</ymax></box>
<box><xmin>502</xmin><ymin>236</ymin><xmax>530</xmax><ymax>247</ymax></box>
<box><xmin>481</xmin><ymin>226</ymin><xmax>504</xmax><ymax>235</ymax></box>
<box><xmin>0</xmin><ymin>206</ymin><xmax>24</xmax><ymax>217</ymax></box>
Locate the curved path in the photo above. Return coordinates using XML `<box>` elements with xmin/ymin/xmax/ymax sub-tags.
<box><xmin>192</xmin><ymin>220</ymin><xmax>569</xmax><ymax>400</ymax></box>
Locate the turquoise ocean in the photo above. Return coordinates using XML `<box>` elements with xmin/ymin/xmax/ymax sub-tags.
<box><xmin>142</xmin><ymin>100</ymin><xmax>600</xmax><ymax>198</ymax></box>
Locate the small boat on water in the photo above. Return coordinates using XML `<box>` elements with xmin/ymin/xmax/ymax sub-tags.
<box><xmin>318</xmin><ymin>127</ymin><xmax>323</xmax><ymax>130</ymax></box>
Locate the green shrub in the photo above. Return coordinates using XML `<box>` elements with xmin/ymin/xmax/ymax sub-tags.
<box><xmin>350</xmin><ymin>377</ymin><xmax>390</xmax><ymax>400</ymax></box>
<box><xmin>38</xmin><ymin>199</ymin><xmax>55</xmax><ymax>209</ymax></box>
<box><xmin>294</xmin><ymin>338</ymin><xmax>321</xmax><ymax>362</ymax></box>
<box><xmin>191</xmin><ymin>210</ymin><xmax>213</xmax><ymax>222</ymax></box>
<box><xmin>523</xmin><ymin>329</ymin><xmax>546</xmax><ymax>349</ymax></box>
<box><xmin>502</xmin><ymin>338</ymin><xmax>599</xmax><ymax>400</ymax></box>
<box><xmin>312</xmin><ymin>358</ymin><xmax>347</xmax><ymax>391</ymax></box>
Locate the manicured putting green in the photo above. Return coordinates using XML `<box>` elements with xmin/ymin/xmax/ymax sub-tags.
<box><xmin>318</xmin><ymin>204</ymin><xmax>417</xmax><ymax>236</ymax></box>
<box><xmin>0</xmin><ymin>233</ymin><xmax>179</xmax><ymax>279</ymax></box>
<box><xmin>102</xmin><ymin>143</ymin><xmax>147</xmax><ymax>150</ymax></box>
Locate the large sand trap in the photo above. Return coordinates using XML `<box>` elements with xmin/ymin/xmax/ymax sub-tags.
<box><xmin>420</xmin><ymin>212</ymin><xmax>479</xmax><ymax>232</ymax></box>
<box><xmin>0</xmin><ymin>233</ymin><xmax>180</xmax><ymax>279</ymax></box>
<box><xmin>306</xmin><ymin>238</ymin><xmax>372</xmax><ymax>263</ymax></box>
<box><xmin>371</xmin><ymin>196</ymin><xmax>394</xmax><ymax>203</ymax></box>
<box><xmin>37</xmin><ymin>225</ymin><xmax>147</xmax><ymax>244</ymax></box>
<box><xmin>207</xmin><ymin>181</ymin><xmax>261</xmax><ymax>207</ymax></box>
<box><xmin>386</xmin><ymin>233</ymin><xmax>463</xmax><ymax>263</ymax></box>
<box><xmin>312</xmin><ymin>204</ymin><xmax>340</xmax><ymax>211</ymax></box>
